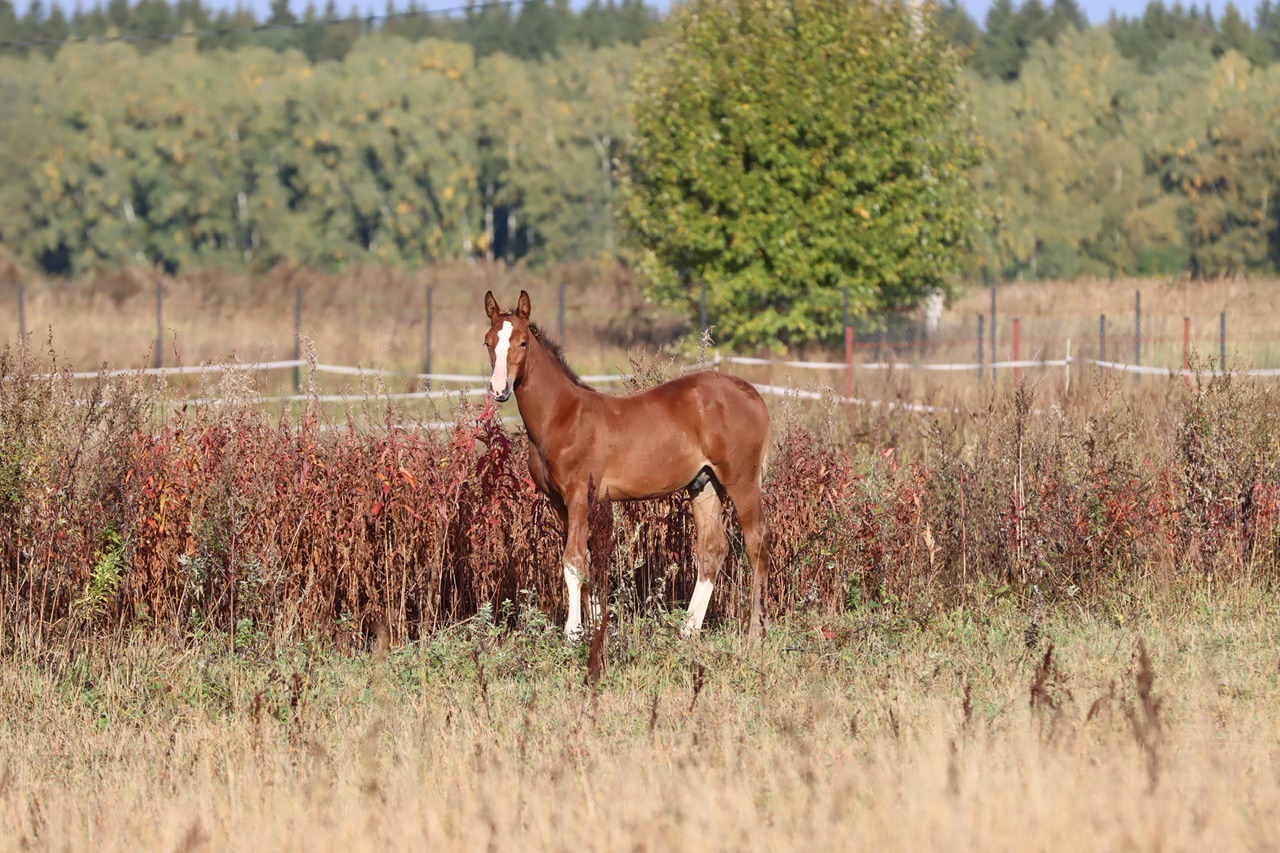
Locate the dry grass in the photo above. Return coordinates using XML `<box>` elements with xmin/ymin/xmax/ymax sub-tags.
<box><xmin>6</xmin><ymin>271</ymin><xmax>1280</xmax><ymax>849</ymax></box>
<box><xmin>2</xmin><ymin>599</ymin><xmax>1278</xmax><ymax>850</ymax></box>
<box><xmin>0</xmin><ymin>262</ymin><xmax>684</xmax><ymax>394</ymax></box>
<box><xmin>949</xmin><ymin>275</ymin><xmax>1280</xmax><ymax>369</ymax></box>
<box><xmin>7</xmin><ymin>330</ymin><xmax>1280</xmax><ymax>645</ymax></box>
<box><xmin>4</xmin><ymin>270</ymin><xmax>1278</xmax><ymax>402</ymax></box>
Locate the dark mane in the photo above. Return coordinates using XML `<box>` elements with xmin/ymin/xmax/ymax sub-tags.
<box><xmin>529</xmin><ymin>322</ymin><xmax>593</xmax><ymax>390</ymax></box>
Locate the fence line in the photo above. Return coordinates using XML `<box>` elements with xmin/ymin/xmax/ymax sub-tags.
<box><xmin>25</xmin><ymin>352</ymin><xmax>1275</xmax><ymax>429</ymax></box>
<box><xmin>11</xmin><ymin>281</ymin><xmax>1266</xmax><ymax>392</ymax></box>
<box><xmin>14</xmin><ymin>349</ymin><xmax>1271</xmax><ymax>434</ymax></box>
<box><xmin>40</xmin><ymin>352</ymin><xmax>1280</xmax><ymax>386</ymax></box>
<box><xmin>65</xmin><ymin>359</ymin><xmax>306</xmax><ymax>380</ymax></box>
<box><xmin>176</xmin><ymin>388</ymin><xmax>491</xmax><ymax>406</ymax></box>
<box><xmin>722</xmin><ymin>354</ymin><xmax>1270</xmax><ymax>378</ymax></box>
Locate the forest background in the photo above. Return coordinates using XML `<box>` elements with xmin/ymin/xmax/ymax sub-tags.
<box><xmin>3</xmin><ymin>0</ymin><xmax>1280</xmax><ymax>294</ymax></box>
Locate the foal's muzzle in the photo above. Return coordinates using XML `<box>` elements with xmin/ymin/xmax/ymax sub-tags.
<box><xmin>492</xmin><ymin>384</ymin><xmax>512</xmax><ymax>403</ymax></box>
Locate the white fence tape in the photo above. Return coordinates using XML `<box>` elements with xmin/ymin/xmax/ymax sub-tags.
<box><xmin>49</xmin><ymin>354</ymin><xmax>1278</xmax><ymax>384</ymax></box>
<box><xmin>178</xmin><ymin>387</ymin><xmax>490</xmax><ymax>406</ymax></box>
<box><xmin>723</xmin><ymin>354</ymin><xmax>1280</xmax><ymax>378</ymax></box>
<box><xmin>74</xmin><ymin>361</ymin><xmax>629</xmax><ymax>384</ymax></box>
<box><xmin>68</xmin><ymin>359</ymin><xmax>305</xmax><ymax>379</ymax></box>
<box><xmin>35</xmin><ymin>351</ymin><xmax>1280</xmax><ymax>426</ymax></box>
<box><xmin>749</xmin><ymin>383</ymin><xmax>949</xmax><ymax>413</ymax></box>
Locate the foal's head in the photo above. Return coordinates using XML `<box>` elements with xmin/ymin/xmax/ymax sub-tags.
<box><xmin>483</xmin><ymin>290</ymin><xmax>534</xmax><ymax>402</ymax></box>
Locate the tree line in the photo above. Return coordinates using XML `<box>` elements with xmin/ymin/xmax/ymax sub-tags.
<box><xmin>0</xmin><ymin>0</ymin><xmax>657</xmax><ymax>61</ymax></box>
<box><xmin>1</xmin><ymin>0</ymin><xmax>1280</xmax><ymax>288</ymax></box>
<box><xmin>0</xmin><ymin>32</ymin><xmax>634</xmax><ymax>274</ymax></box>
<box><xmin>7</xmin><ymin>0</ymin><xmax>1279</xmax><ymax>73</ymax></box>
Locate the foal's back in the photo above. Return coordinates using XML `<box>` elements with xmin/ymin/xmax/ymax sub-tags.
<box><xmin>574</xmin><ymin>370</ymin><xmax>769</xmax><ymax>501</ymax></box>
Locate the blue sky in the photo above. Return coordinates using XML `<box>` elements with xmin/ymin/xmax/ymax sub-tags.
<box><xmin>10</xmin><ymin>0</ymin><xmax>1272</xmax><ymax>29</ymax></box>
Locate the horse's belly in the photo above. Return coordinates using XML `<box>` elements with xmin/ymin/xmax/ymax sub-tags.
<box><xmin>599</xmin><ymin>451</ymin><xmax>704</xmax><ymax>501</ymax></box>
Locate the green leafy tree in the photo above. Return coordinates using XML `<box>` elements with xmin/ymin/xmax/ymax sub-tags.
<box><xmin>1152</xmin><ymin>51</ymin><xmax>1280</xmax><ymax>275</ymax></box>
<box><xmin>1213</xmin><ymin>2</ymin><xmax>1266</xmax><ymax>64</ymax></box>
<box><xmin>977</xmin><ymin>0</ymin><xmax>1024</xmax><ymax>79</ymax></box>
<box><xmin>936</xmin><ymin>0</ymin><xmax>981</xmax><ymax>56</ymax></box>
<box><xmin>974</xmin><ymin>0</ymin><xmax>1086</xmax><ymax>80</ymax></box>
<box><xmin>508</xmin><ymin>0</ymin><xmax>568</xmax><ymax>60</ymax></box>
<box><xmin>1048</xmin><ymin>0</ymin><xmax>1088</xmax><ymax>35</ymax></box>
<box><xmin>0</xmin><ymin>0</ymin><xmax>17</xmax><ymax>40</ymax></box>
<box><xmin>1111</xmin><ymin>0</ymin><xmax>1217</xmax><ymax>71</ymax></box>
<box><xmin>574</xmin><ymin>0</ymin><xmax>657</xmax><ymax>49</ymax></box>
<box><xmin>0</xmin><ymin>53</ymin><xmax>51</xmax><ymax>273</ymax></box>
<box><xmin>464</xmin><ymin>0</ymin><xmax>515</xmax><ymax>59</ymax></box>
<box><xmin>975</xmin><ymin>28</ymin><xmax>1158</xmax><ymax>278</ymax></box>
<box><xmin>621</xmin><ymin>0</ymin><xmax>982</xmax><ymax>351</ymax></box>
<box><xmin>473</xmin><ymin>44</ymin><xmax>635</xmax><ymax>265</ymax></box>
<box><xmin>1259</xmin><ymin>0</ymin><xmax>1280</xmax><ymax>63</ymax></box>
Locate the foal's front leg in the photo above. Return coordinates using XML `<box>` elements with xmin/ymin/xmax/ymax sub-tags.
<box><xmin>562</xmin><ymin>498</ymin><xmax>590</xmax><ymax>640</ymax></box>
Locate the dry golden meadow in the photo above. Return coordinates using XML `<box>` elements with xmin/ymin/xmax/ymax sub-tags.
<box><xmin>5</xmin><ymin>267</ymin><xmax>1280</xmax><ymax>850</ymax></box>
<box><xmin>3</xmin><ymin>265</ymin><xmax>1279</xmax><ymax>395</ymax></box>
<box><xmin>3</xmin><ymin>600</ymin><xmax>1279</xmax><ymax>851</ymax></box>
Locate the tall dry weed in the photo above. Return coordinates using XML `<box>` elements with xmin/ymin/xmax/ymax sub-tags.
<box><xmin>5</xmin><ymin>339</ymin><xmax>1280</xmax><ymax>644</ymax></box>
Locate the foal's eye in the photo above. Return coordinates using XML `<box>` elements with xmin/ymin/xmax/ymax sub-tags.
<box><xmin>519</xmin><ymin>341</ymin><xmax>528</xmax><ymax>348</ymax></box>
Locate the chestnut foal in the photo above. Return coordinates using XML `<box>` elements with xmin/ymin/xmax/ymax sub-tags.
<box><xmin>483</xmin><ymin>290</ymin><xmax>771</xmax><ymax>638</ymax></box>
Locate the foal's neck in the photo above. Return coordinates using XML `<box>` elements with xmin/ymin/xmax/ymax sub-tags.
<box><xmin>516</xmin><ymin>332</ymin><xmax>594</xmax><ymax>442</ymax></box>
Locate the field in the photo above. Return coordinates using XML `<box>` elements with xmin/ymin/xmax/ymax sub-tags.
<box><xmin>4</xmin><ymin>269</ymin><xmax>1280</xmax><ymax>848</ymax></box>
<box><xmin>5</xmin><ymin>266</ymin><xmax>1280</xmax><ymax>397</ymax></box>
<box><xmin>4</xmin><ymin>604</ymin><xmax>1279</xmax><ymax>849</ymax></box>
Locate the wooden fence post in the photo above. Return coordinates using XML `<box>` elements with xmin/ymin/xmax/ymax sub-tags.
<box><xmin>1013</xmin><ymin>318</ymin><xmax>1022</xmax><ymax>384</ymax></box>
<box><xmin>989</xmin><ymin>286</ymin><xmax>997</xmax><ymax>385</ymax></box>
<box><xmin>843</xmin><ymin>286</ymin><xmax>853</xmax><ymax>398</ymax></box>
<box><xmin>1134</xmin><ymin>289</ymin><xmax>1142</xmax><ymax>368</ymax></box>
<box><xmin>425</xmin><ymin>284</ymin><xmax>434</xmax><ymax>377</ymax></box>
<box><xmin>977</xmin><ymin>314</ymin><xmax>984</xmax><ymax>385</ymax></box>
<box><xmin>1183</xmin><ymin>316</ymin><xmax>1191</xmax><ymax>387</ymax></box>
<box><xmin>559</xmin><ymin>283</ymin><xmax>566</xmax><ymax>342</ymax></box>
<box><xmin>155</xmin><ymin>280</ymin><xmax>164</xmax><ymax>370</ymax></box>
<box><xmin>294</xmin><ymin>286</ymin><xmax>303</xmax><ymax>391</ymax></box>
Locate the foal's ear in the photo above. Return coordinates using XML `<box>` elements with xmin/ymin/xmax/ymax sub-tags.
<box><xmin>516</xmin><ymin>290</ymin><xmax>532</xmax><ymax>320</ymax></box>
<box><xmin>484</xmin><ymin>290</ymin><xmax>501</xmax><ymax>320</ymax></box>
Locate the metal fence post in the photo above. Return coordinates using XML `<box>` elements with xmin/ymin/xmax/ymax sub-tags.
<box><xmin>1220</xmin><ymin>311</ymin><xmax>1226</xmax><ymax>372</ymax></box>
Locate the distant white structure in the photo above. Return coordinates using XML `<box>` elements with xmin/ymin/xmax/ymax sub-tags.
<box><xmin>925</xmin><ymin>287</ymin><xmax>945</xmax><ymax>340</ymax></box>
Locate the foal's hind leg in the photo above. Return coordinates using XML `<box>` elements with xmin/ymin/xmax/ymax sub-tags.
<box><xmin>723</xmin><ymin>479</ymin><xmax>770</xmax><ymax>638</ymax></box>
<box><xmin>682</xmin><ymin>481</ymin><xmax>728</xmax><ymax>637</ymax></box>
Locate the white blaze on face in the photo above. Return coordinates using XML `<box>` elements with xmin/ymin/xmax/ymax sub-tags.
<box><xmin>489</xmin><ymin>321</ymin><xmax>513</xmax><ymax>397</ymax></box>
